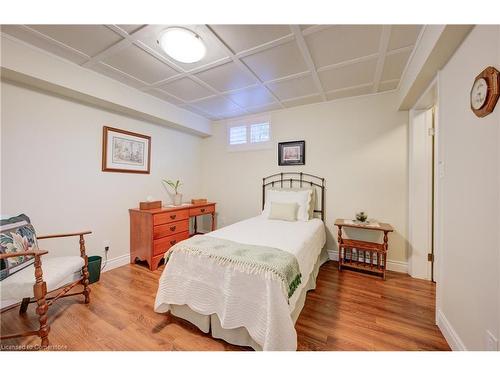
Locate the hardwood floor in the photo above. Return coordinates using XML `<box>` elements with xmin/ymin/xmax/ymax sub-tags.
<box><xmin>0</xmin><ymin>261</ymin><xmax>450</xmax><ymax>351</ymax></box>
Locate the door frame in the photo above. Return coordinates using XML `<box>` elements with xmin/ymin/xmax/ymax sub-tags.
<box><xmin>408</xmin><ymin>75</ymin><xmax>440</xmax><ymax>282</ymax></box>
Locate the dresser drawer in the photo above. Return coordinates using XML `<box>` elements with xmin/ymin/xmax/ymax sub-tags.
<box><xmin>153</xmin><ymin>219</ymin><xmax>189</xmax><ymax>239</ymax></box>
<box><xmin>153</xmin><ymin>231</ymin><xmax>189</xmax><ymax>256</ymax></box>
<box><xmin>189</xmin><ymin>205</ymin><xmax>214</xmax><ymax>217</ymax></box>
<box><xmin>153</xmin><ymin>209</ymin><xmax>189</xmax><ymax>226</ymax></box>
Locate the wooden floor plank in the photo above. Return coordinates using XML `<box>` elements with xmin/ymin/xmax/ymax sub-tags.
<box><xmin>0</xmin><ymin>261</ymin><xmax>450</xmax><ymax>351</ymax></box>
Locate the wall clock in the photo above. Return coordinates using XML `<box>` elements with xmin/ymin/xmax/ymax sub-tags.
<box><xmin>470</xmin><ymin>66</ymin><xmax>500</xmax><ymax>117</ymax></box>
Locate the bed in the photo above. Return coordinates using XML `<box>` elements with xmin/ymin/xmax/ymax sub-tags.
<box><xmin>154</xmin><ymin>173</ymin><xmax>327</xmax><ymax>351</ymax></box>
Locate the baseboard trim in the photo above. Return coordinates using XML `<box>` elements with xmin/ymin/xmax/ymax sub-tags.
<box><xmin>436</xmin><ymin>309</ymin><xmax>466</xmax><ymax>351</ymax></box>
<box><xmin>327</xmin><ymin>249</ymin><xmax>408</xmax><ymax>274</ymax></box>
<box><xmin>101</xmin><ymin>254</ymin><xmax>129</xmax><ymax>273</ymax></box>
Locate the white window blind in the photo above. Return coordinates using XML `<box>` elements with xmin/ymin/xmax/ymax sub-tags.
<box><xmin>229</xmin><ymin>125</ymin><xmax>247</xmax><ymax>145</ymax></box>
<box><xmin>250</xmin><ymin>122</ymin><xmax>270</xmax><ymax>143</ymax></box>
<box><xmin>227</xmin><ymin>115</ymin><xmax>271</xmax><ymax>151</ymax></box>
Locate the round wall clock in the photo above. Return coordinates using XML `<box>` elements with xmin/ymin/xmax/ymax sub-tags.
<box><xmin>470</xmin><ymin>66</ymin><xmax>500</xmax><ymax>118</ymax></box>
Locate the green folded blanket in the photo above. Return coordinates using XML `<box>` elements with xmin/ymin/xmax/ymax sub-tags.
<box><xmin>165</xmin><ymin>235</ymin><xmax>302</xmax><ymax>300</ymax></box>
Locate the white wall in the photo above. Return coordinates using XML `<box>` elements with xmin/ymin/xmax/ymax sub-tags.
<box><xmin>436</xmin><ymin>25</ymin><xmax>500</xmax><ymax>350</ymax></box>
<box><xmin>201</xmin><ymin>91</ymin><xmax>409</xmax><ymax>263</ymax></box>
<box><xmin>1</xmin><ymin>82</ymin><xmax>203</xmax><ymax>262</ymax></box>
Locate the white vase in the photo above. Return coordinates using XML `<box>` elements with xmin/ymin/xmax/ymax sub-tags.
<box><xmin>173</xmin><ymin>193</ymin><xmax>182</xmax><ymax>206</ymax></box>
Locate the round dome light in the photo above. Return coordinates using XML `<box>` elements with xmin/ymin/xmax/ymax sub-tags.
<box><xmin>158</xmin><ymin>27</ymin><xmax>206</xmax><ymax>64</ymax></box>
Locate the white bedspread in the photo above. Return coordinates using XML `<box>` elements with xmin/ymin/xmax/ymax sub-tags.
<box><xmin>154</xmin><ymin>215</ymin><xmax>326</xmax><ymax>350</ymax></box>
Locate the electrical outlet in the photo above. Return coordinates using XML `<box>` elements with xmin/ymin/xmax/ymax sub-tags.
<box><xmin>103</xmin><ymin>240</ymin><xmax>110</xmax><ymax>253</ymax></box>
<box><xmin>485</xmin><ymin>330</ymin><xmax>498</xmax><ymax>351</ymax></box>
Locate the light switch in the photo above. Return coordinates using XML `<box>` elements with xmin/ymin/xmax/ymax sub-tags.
<box><xmin>438</xmin><ymin>161</ymin><xmax>445</xmax><ymax>178</ymax></box>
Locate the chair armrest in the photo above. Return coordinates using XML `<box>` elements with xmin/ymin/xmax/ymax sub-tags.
<box><xmin>0</xmin><ymin>249</ymin><xmax>49</xmax><ymax>260</ymax></box>
<box><xmin>37</xmin><ymin>231</ymin><xmax>92</xmax><ymax>240</ymax></box>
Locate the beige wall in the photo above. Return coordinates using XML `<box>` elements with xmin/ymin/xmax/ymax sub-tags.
<box><xmin>1</xmin><ymin>82</ymin><xmax>203</xmax><ymax>261</ymax></box>
<box><xmin>201</xmin><ymin>91</ymin><xmax>409</xmax><ymax>263</ymax></box>
<box><xmin>437</xmin><ymin>25</ymin><xmax>500</xmax><ymax>350</ymax></box>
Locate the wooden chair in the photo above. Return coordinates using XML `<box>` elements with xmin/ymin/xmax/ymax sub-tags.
<box><xmin>0</xmin><ymin>231</ymin><xmax>92</xmax><ymax>349</ymax></box>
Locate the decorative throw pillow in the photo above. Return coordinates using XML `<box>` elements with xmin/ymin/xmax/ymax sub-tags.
<box><xmin>0</xmin><ymin>214</ymin><xmax>38</xmax><ymax>281</ymax></box>
<box><xmin>268</xmin><ymin>202</ymin><xmax>298</xmax><ymax>222</ymax></box>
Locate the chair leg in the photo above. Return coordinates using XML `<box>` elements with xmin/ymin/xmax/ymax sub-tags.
<box><xmin>19</xmin><ymin>297</ymin><xmax>31</xmax><ymax>314</ymax></box>
<box><xmin>82</xmin><ymin>264</ymin><xmax>91</xmax><ymax>304</ymax></box>
<box><xmin>33</xmin><ymin>254</ymin><xmax>50</xmax><ymax>348</ymax></box>
<box><xmin>79</xmin><ymin>235</ymin><xmax>91</xmax><ymax>304</ymax></box>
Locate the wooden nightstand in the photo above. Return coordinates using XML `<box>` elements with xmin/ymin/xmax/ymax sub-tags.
<box><xmin>129</xmin><ymin>202</ymin><xmax>216</xmax><ymax>271</ymax></box>
<box><xmin>334</xmin><ymin>218</ymin><xmax>394</xmax><ymax>280</ymax></box>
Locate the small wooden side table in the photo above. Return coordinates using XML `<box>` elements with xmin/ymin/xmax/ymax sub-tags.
<box><xmin>334</xmin><ymin>219</ymin><xmax>394</xmax><ymax>280</ymax></box>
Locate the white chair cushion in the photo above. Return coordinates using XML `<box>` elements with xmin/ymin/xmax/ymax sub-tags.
<box><xmin>0</xmin><ymin>256</ymin><xmax>84</xmax><ymax>301</ymax></box>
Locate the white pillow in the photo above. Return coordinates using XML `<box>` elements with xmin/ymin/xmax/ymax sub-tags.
<box><xmin>265</xmin><ymin>187</ymin><xmax>316</xmax><ymax>219</ymax></box>
<box><xmin>268</xmin><ymin>202</ymin><xmax>298</xmax><ymax>221</ymax></box>
<box><xmin>263</xmin><ymin>189</ymin><xmax>312</xmax><ymax>221</ymax></box>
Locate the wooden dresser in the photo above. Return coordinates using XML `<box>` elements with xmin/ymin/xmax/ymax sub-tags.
<box><xmin>129</xmin><ymin>202</ymin><xmax>216</xmax><ymax>271</ymax></box>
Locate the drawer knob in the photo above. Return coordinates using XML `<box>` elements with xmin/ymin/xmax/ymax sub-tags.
<box><xmin>170</xmin><ymin>226</ymin><xmax>176</xmax><ymax>231</ymax></box>
<box><xmin>170</xmin><ymin>214</ymin><xmax>176</xmax><ymax>219</ymax></box>
<box><xmin>170</xmin><ymin>240</ymin><xmax>176</xmax><ymax>245</ymax></box>
<box><xmin>201</xmin><ymin>208</ymin><xmax>205</xmax><ymax>213</ymax></box>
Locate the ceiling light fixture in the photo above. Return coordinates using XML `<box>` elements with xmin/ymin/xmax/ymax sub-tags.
<box><xmin>158</xmin><ymin>27</ymin><xmax>206</xmax><ymax>64</ymax></box>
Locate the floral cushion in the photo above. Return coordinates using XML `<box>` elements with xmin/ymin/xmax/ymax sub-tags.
<box><xmin>0</xmin><ymin>214</ymin><xmax>39</xmax><ymax>281</ymax></box>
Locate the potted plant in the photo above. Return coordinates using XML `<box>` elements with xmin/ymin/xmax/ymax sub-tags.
<box><xmin>163</xmin><ymin>179</ymin><xmax>183</xmax><ymax>206</ymax></box>
<box><xmin>355</xmin><ymin>211</ymin><xmax>368</xmax><ymax>223</ymax></box>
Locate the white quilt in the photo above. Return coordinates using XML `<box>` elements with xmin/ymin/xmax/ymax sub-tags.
<box><xmin>154</xmin><ymin>215</ymin><xmax>326</xmax><ymax>350</ymax></box>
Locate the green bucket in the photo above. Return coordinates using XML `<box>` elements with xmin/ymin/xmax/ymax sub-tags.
<box><xmin>87</xmin><ymin>255</ymin><xmax>102</xmax><ymax>284</ymax></box>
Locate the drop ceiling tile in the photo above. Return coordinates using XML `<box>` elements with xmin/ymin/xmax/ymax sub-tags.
<box><xmin>1</xmin><ymin>25</ymin><xmax>88</xmax><ymax>64</ymax></box>
<box><xmin>217</xmin><ymin>108</ymin><xmax>249</xmax><ymax>119</ymax></box>
<box><xmin>381</xmin><ymin>50</ymin><xmax>411</xmax><ymax>81</ymax></box>
<box><xmin>194</xmin><ymin>61</ymin><xmax>257</xmax><ymax>92</ymax></box>
<box><xmin>160</xmin><ymin>77</ymin><xmax>214</xmax><ymax>101</ymax></box>
<box><xmin>117</xmin><ymin>25</ymin><xmax>145</xmax><ymax>34</ymax></box>
<box><xmin>144</xmin><ymin>88</ymin><xmax>186</xmax><ymax>105</ymax></box>
<box><xmin>318</xmin><ymin>59</ymin><xmax>377</xmax><ymax>91</ymax></box>
<box><xmin>267</xmin><ymin>75</ymin><xmax>318</xmax><ymax>100</ymax></box>
<box><xmin>388</xmin><ymin>25</ymin><xmax>422</xmax><ymax>51</ymax></box>
<box><xmin>101</xmin><ymin>45</ymin><xmax>178</xmax><ymax>84</ymax></box>
<box><xmin>209</xmin><ymin>25</ymin><xmax>291</xmax><ymax>53</ymax></box>
<box><xmin>191</xmin><ymin>96</ymin><xmax>241</xmax><ymax>116</ymax></box>
<box><xmin>299</xmin><ymin>25</ymin><xmax>315</xmax><ymax>31</ymax></box>
<box><xmin>180</xmin><ymin>104</ymin><xmax>214</xmax><ymax>119</ymax></box>
<box><xmin>378</xmin><ymin>80</ymin><xmax>399</xmax><ymax>92</ymax></box>
<box><xmin>241</xmin><ymin>41</ymin><xmax>308</xmax><ymax>81</ymax></box>
<box><xmin>305</xmin><ymin>25</ymin><xmax>382</xmax><ymax>68</ymax></box>
<box><xmin>282</xmin><ymin>95</ymin><xmax>322</xmax><ymax>108</ymax></box>
<box><xmin>326</xmin><ymin>85</ymin><xmax>373</xmax><ymax>101</ymax></box>
<box><xmin>28</xmin><ymin>25</ymin><xmax>123</xmax><ymax>57</ymax></box>
<box><xmin>133</xmin><ymin>24</ymin><xmax>230</xmax><ymax>71</ymax></box>
<box><xmin>226</xmin><ymin>86</ymin><xmax>277</xmax><ymax>108</ymax></box>
<box><xmin>246</xmin><ymin>102</ymin><xmax>282</xmax><ymax>114</ymax></box>
<box><xmin>89</xmin><ymin>62</ymin><xmax>146</xmax><ymax>89</ymax></box>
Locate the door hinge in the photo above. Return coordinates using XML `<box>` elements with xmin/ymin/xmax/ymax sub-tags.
<box><xmin>428</xmin><ymin>253</ymin><xmax>434</xmax><ymax>262</ymax></box>
<box><xmin>428</xmin><ymin>128</ymin><xmax>435</xmax><ymax>136</ymax></box>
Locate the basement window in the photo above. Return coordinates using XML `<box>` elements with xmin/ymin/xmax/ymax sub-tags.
<box><xmin>227</xmin><ymin>115</ymin><xmax>272</xmax><ymax>151</ymax></box>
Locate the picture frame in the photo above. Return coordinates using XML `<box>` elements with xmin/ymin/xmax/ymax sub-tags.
<box><xmin>278</xmin><ymin>140</ymin><xmax>305</xmax><ymax>166</ymax></box>
<box><xmin>102</xmin><ymin>126</ymin><xmax>151</xmax><ymax>174</ymax></box>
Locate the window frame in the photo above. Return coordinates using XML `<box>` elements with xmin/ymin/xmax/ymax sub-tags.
<box><xmin>226</xmin><ymin>114</ymin><xmax>273</xmax><ymax>152</ymax></box>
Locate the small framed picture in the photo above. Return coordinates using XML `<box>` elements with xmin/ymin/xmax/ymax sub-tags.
<box><xmin>102</xmin><ymin>126</ymin><xmax>151</xmax><ymax>174</ymax></box>
<box><xmin>278</xmin><ymin>140</ymin><xmax>305</xmax><ymax>166</ymax></box>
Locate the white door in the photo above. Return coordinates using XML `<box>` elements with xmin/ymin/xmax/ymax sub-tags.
<box><xmin>409</xmin><ymin>108</ymin><xmax>434</xmax><ymax>280</ymax></box>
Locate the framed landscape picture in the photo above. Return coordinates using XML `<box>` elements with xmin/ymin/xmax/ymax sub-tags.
<box><xmin>102</xmin><ymin>126</ymin><xmax>151</xmax><ymax>174</ymax></box>
<box><xmin>278</xmin><ymin>140</ymin><xmax>305</xmax><ymax>166</ymax></box>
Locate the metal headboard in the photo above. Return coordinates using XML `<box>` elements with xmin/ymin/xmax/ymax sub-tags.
<box><xmin>262</xmin><ymin>172</ymin><xmax>326</xmax><ymax>221</ymax></box>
